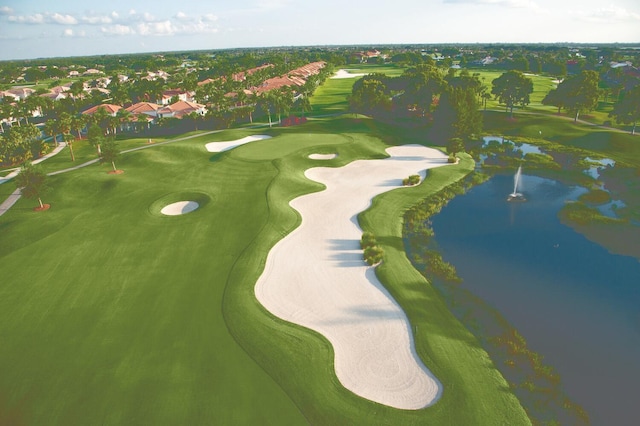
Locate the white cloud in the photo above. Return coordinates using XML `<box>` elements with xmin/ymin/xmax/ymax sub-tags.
<box><xmin>137</xmin><ymin>20</ymin><xmax>174</xmax><ymax>36</ymax></box>
<box><xmin>573</xmin><ymin>4</ymin><xmax>640</xmax><ymax>23</ymax></box>
<box><xmin>8</xmin><ymin>13</ymin><xmax>46</xmax><ymax>24</ymax></box>
<box><xmin>8</xmin><ymin>12</ymin><xmax>78</xmax><ymax>25</ymax></box>
<box><xmin>63</xmin><ymin>28</ymin><xmax>86</xmax><ymax>37</ymax></box>
<box><xmin>257</xmin><ymin>0</ymin><xmax>292</xmax><ymax>10</ymax></box>
<box><xmin>101</xmin><ymin>24</ymin><xmax>136</xmax><ymax>35</ymax></box>
<box><xmin>82</xmin><ymin>14</ymin><xmax>113</xmax><ymax>25</ymax></box>
<box><xmin>443</xmin><ymin>0</ymin><xmax>540</xmax><ymax>8</ymax></box>
<box><xmin>0</xmin><ymin>6</ymin><xmax>13</xmax><ymax>15</ymax></box>
<box><xmin>50</xmin><ymin>13</ymin><xmax>77</xmax><ymax>25</ymax></box>
<box><xmin>5</xmin><ymin>8</ymin><xmax>220</xmax><ymax>38</ymax></box>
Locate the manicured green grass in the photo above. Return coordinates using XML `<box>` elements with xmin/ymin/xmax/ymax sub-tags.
<box><xmin>0</xmin><ymin>64</ymin><xmax>536</xmax><ymax>425</ymax></box>
<box><xmin>0</xmin><ymin>113</ymin><xmax>531</xmax><ymax>425</ymax></box>
<box><xmin>5</xmin><ymin>62</ymin><xmax>637</xmax><ymax>425</ymax></box>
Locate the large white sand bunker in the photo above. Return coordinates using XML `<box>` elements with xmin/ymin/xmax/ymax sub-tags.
<box><xmin>205</xmin><ymin>135</ymin><xmax>272</xmax><ymax>153</ymax></box>
<box><xmin>255</xmin><ymin>145</ymin><xmax>450</xmax><ymax>409</ymax></box>
<box><xmin>161</xmin><ymin>201</ymin><xmax>199</xmax><ymax>216</ymax></box>
<box><xmin>331</xmin><ymin>69</ymin><xmax>368</xmax><ymax>79</ymax></box>
<box><xmin>308</xmin><ymin>153</ymin><xmax>337</xmax><ymax>160</ymax></box>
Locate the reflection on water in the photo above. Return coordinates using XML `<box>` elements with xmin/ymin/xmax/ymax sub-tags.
<box><xmin>430</xmin><ymin>173</ymin><xmax>640</xmax><ymax>426</ymax></box>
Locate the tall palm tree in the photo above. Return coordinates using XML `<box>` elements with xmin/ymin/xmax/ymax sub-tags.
<box><xmin>57</xmin><ymin>112</ymin><xmax>73</xmax><ymax>161</ymax></box>
<box><xmin>0</xmin><ymin>99</ymin><xmax>14</xmax><ymax>132</ymax></box>
<box><xmin>70</xmin><ymin>113</ymin><xmax>88</xmax><ymax>140</ymax></box>
<box><xmin>15</xmin><ymin>162</ymin><xmax>50</xmax><ymax>210</ymax></box>
<box><xmin>116</xmin><ymin>108</ymin><xmax>132</xmax><ymax>133</ymax></box>
<box><xmin>43</xmin><ymin>120</ymin><xmax>57</xmax><ymax>144</ymax></box>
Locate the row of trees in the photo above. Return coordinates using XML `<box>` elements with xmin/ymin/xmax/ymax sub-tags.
<box><xmin>348</xmin><ymin>65</ymin><xmax>483</xmax><ymax>143</ymax></box>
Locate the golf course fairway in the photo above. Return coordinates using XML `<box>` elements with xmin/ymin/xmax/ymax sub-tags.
<box><xmin>0</xmin><ymin>111</ymin><xmax>529</xmax><ymax>424</ymax></box>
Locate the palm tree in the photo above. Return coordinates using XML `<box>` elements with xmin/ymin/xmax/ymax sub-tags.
<box><xmin>63</xmin><ymin>132</ymin><xmax>76</xmax><ymax>161</ymax></box>
<box><xmin>90</xmin><ymin>106</ymin><xmax>111</xmax><ymax>136</ymax></box>
<box><xmin>87</xmin><ymin>123</ymin><xmax>104</xmax><ymax>155</ymax></box>
<box><xmin>43</xmin><ymin>120</ymin><xmax>58</xmax><ymax>144</ymax></box>
<box><xmin>56</xmin><ymin>112</ymin><xmax>73</xmax><ymax>161</ymax></box>
<box><xmin>70</xmin><ymin>114</ymin><xmax>88</xmax><ymax>140</ymax></box>
<box><xmin>15</xmin><ymin>161</ymin><xmax>51</xmax><ymax>210</ymax></box>
<box><xmin>0</xmin><ymin>99</ymin><xmax>15</xmax><ymax>132</ymax></box>
<box><xmin>116</xmin><ymin>108</ymin><xmax>132</xmax><ymax>133</ymax></box>
<box><xmin>259</xmin><ymin>91</ymin><xmax>275</xmax><ymax>128</ymax></box>
<box><xmin>99</xmin><ymin>138</ymin><xmax>120</xmax><ymax>173</ymax></box>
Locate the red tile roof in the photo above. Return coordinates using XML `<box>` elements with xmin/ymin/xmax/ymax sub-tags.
<box><xmin>125</xmin><ymin>102</ymin><xmax>162</xmax><ymax>114</ymax></box>
<box><xmin>81</xmin><ymin>104</ymin><xmax>122</xmax><ymax>115</ymax></box>
<box><xmin>157</xmin><ymin>100</ymin><xmax>206</xmax><ymax>118</ymax></box>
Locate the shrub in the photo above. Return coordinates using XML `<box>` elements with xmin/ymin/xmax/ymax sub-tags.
<box><xmin>402</xmin><ymin>174</ymin><xmax>421</xmax><ymax>186</ymax></box>
<box><xmin>360</xmin><ymin>231</ymin><xmax>377</xmax><ymax>249</ymax></box>
<box><xmin>363</xmin><ymin>245</ymin><xmax>384</xmax><ymax>265</ymax></box>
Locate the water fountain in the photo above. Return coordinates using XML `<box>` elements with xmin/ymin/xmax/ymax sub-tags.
<box><xmin>507</xmin><ymin>165</ymin><xmax>526</xmax><ymax>201</ymax></box>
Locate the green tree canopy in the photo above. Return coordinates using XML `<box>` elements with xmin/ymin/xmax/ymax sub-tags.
<box><xmin>15</xmin><ymin>162</ymin><xmax>51</xmax><ymax>209</ymax></box>
<box><xmin>559</xmin><ymin>70</ymin><xmax>600</xmax><ymax>122</ymax></box>
<box><xmin>99</xmin><ymin>138</ymin><xmax>120</xmax><ymax>172</ymax></box>
<box><xmin>349</xmin><ymin>76</ymin><xmax>391</xmax><ymax>116</ymax></box>
<box><xmin>491</xmin><ymin>71</ymin><xmax>534</xmax><ymax>117</ymax></box>
<box><xmin>609</xmin><ymin>84</ymin><xmax>640</xmax><ymax>135</ymax></box>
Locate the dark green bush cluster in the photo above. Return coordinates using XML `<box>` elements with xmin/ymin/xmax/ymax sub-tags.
<box><xmin>402</xmin><ymin>174</ymin><xmax>421</xmax><ymax>186</ymax></box>
<box><xmin>360</xmin><ymin>231</ymin><xmax>384</xmax><ymax>265</ymax></box>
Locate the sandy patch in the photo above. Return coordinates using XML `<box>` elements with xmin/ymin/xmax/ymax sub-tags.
<box><xmin>331</xmin><ymin>69</ymin><xmax>368</xmax><ymax>79</ymax></box>
<box><xmin>309</xmin><ymin>153</ymin><xmax>338</xmax><ymax>160</ymax></box>
<box><xmin>205</xmin><ymin>135</ymin><xmax>272</xmax><ymax>153</ymax></box>
<box><xmin>161</xmin><ymin>201</ymin><xmax>199</xmax><ymax>216</ymax></box>
<box><xmin>255</xmin><ymin>145</ymin><xmax>451</xmax><ymax>409</ymax></box>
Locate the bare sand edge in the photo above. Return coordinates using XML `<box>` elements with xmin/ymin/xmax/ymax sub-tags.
<box><xmin>161</xmin><ymin>201</ymin><xmax>199</xmax><ymax>216</ymax></box>
<box><xmin>205</xmin><ymin>135</ymin><xmax>272</xmax><ymax>153</ymax></box>
<box><xmin>309</xmin><ymin>153</ymin><xmax>338</xmax><ymax>160</ymax></box>
<box><xmin>255</xmin><ymin>145</ymin><xmax>450</xmax><ymax>409</ymax></box>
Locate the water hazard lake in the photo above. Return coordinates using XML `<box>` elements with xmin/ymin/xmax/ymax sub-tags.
<box><xmin>429</xmin><ymin>172</ymin><xmax>640</xmax><ymax>425</ymax></box>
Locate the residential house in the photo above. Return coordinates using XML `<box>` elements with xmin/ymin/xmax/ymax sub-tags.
<box><xmin>157</xmin><ymin>101</ymin><xmax>206</xmax><ymax>119</ymax></box>
<box><xmin>2</xmin><ymin>87</ymin><xmax>36</xmax><ymax>100</ymax></box>
<box><xmin>125</xmin><ymin>102</ymin><xmax>162</xmax><ymax>118</ymax></box>
<box><xmin>81</xmin><ymin>104</ymin><xmax>122</xmax><ymax>116</ymax></box>
<box><xmin>159</xmin><ymin>89</ymin><xmax>194</xmax><ymax>105</ymax></box>
<box><xmin>83</xmin><ymin>68</ymin><xmax>103</xmax><ymax>76</ymax></box>
<box><xmin>232</xmin><ymin>64</ymin><xmax>274</xmax><ymax>82</ymax></box>
<box><xmin>252</xmin><ymin>61</ymin><xmax>325</xmax><ymax>94</ymax></box>
<box><xmin>197</xmin><ymin>78</ymin><xmax>218</xmax><ymax>87</ymax></box>
<box><xmin>40</xmin><ymin>91</ymin><xmax>68</xmax><ymax>101</ymax></box>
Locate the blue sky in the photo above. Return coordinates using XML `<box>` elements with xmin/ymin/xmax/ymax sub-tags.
<box><xmin>0</xmin><ymin>0</ymin><xmax>639</xmax><ymax>60</ymax></box>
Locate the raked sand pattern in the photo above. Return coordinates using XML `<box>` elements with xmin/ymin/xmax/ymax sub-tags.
<box><xmin>205</xmin><ymin>135</ymin><xmax>272</xmax><ymax>153</ymax></box>
<box><xmin>255</xmin><ymin>145</ymin><xmax>451</xmax><ymax>409</ymax></box>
